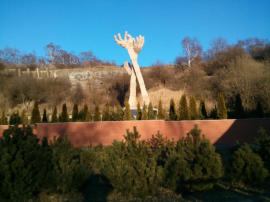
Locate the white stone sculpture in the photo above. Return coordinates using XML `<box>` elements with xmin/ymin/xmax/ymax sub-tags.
<box><xmin>123</xmin><ymin>61</ymin><xmax>137</xmax><ymax>108</ymax></box>
<box><xmin>114</xmin><ymin>31</ymin><xmax>150</xmax><ymax>107</ymax></box>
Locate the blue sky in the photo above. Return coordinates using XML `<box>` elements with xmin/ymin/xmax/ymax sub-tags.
<box><xmin>0</xmin><ymin>0</ymin><xmax>270</xmax><ymax>66</ymax></box>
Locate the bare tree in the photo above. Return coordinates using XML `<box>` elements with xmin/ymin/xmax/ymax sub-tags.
<box><xmin>182</xmin><ymin>37</ymin><xmax>202</xmax><ymax>67</ymax></box>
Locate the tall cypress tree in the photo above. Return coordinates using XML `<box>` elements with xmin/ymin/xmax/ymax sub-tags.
<box><xmin>94</xmin><ymin>104</ymin><xmax>101</xmax><ymax>121</ymax></box>
<box><xmin>255</xmin><ymin>101</ymin><xmax>264</xmax><ymax>118</ymax></box>
<box><xmin>102</xmin><ymin>103</ymin><xmax>111</xmax><ymax>121</ymax></box>
<box><xmin>60</xmin><ymin>103</ymin><xmax>69</xmax><ymax>122</ymax></box>
<box><xmin>72</xmin><ymin>104</ymin><xmax>79</xmax><ymax>122</ymax></box>
<box><xmin>21</xmin><ymin>110</ymin><xmax>28</xmax><ymax>125</ymax></box>
<box><xmin>51</xmin><ymin>106</ymin><xmax>58</xmax><ymax>123</ymax></box>
<box><xmin>83</xmin><ymin>104</ymin><xmax>91</xmax><ymax>121</ymax></box>
<box><xmin>169</xmin><ymin>98</ymin><xmax>177</xmax><ymax>120</ymax></box>
<box><xmin>1</xmin><ymin>110</ymin><xmax>8</xmax><ymax>125</ymax></box>
<box><xmin>31</xmin><ymin>101</ymin><xmax>41</xmax><ymax>124</ymax></box>
<box><xmin>136</xmin><ymin>103</ymin><xmax>142</xmax><ymax>120</ymax></box>
<box><xmin>217</xmin><ymin>93</ymin><xmax>227</xmax><ymax>119</ymax></box>
<box><xmin>199</xmin><ymin>98</ymin><xmax>207</xmax><ymax>119</ymax></box>
<box><xmin>123</xmin><ymin>101</ymin><xmax>132</xmax><ymax>120</ymax></box>
<box><xmin>189</xmin><ymin>95</ymin><xmax>198</xmax><ymax>120</ymax></box>
<box><xmin>148</xmin><ymin>102</ymin><xmax>155</xmax><ymax>120</ymax></box>
<box><xmin>42</xmin><ymin>109</ymin><xmax>48</xmax><ymax>123</ymax></box>
<box><xmin>234</xmin><ymin>94</ymin><xmax>245</xmax><ymax>118</ymax></box>
<box><xmin>157</xmin><ymin>100</ymin><xmax>165</xmax><ymax>119</ymax></box>
<box><xmin>115</xmin><ymin>104</ymin><xmax>123</xmax><ymax>121</ymax></box>
<box><xmin>179</xmin><ymin>94</ymin><xmax>190</xmax><ymax>120</ymax></box>
<box><xmin>141</xmin><ymin>103</ymin><xmax>148</xmax><ymax>120</ymax></box>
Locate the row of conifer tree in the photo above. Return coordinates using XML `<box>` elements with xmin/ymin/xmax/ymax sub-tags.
<box><xmin>0</xmin><ymin>93</ymin><xmax>246</xmax><ymax>125</ymax></box>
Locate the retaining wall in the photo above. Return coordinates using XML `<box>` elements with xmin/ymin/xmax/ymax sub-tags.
<box><xmin>1</xmin><ymin>119</ymin><xmax>270</xmax><ymax>147</ymax></box>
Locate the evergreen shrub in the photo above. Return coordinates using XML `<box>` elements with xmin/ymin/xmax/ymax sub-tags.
<box><xmin>0</xmin><ymin>125</ymin><xmax>52</xmax><ymax>200</ymax></box>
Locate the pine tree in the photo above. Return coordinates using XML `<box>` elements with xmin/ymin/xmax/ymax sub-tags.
<box><xmin>199</xmin><ymin>99</ymin><xmax>207</xmax><ymax>119</ymax></box>
<box><xmin>93</xmin><ymin>104</ymin><xmax>101</xmax><ymax>121</ymax></box>
<box><xmin>217</xmin><ymin>93</ymin><xmax>227</xmax><ymax>119</ymax></box>
<box><xmin>72</xmin><ymin>104</ymin><xmax>79</xmax><ymax>122</ymax></box>
<box><xmin>179</xmin><ymin>94</ymin><xmax>191</xmax><ymax>120</ymax></box>
<box><xmin>157</xmin><ymin>100</ymin><xmax>165</xmax><ymax>119</ymax></box>
<box><xmin>136</xmin><ymin>103</ymin><xmax>142</xmax><ymax>120</ymax></box>
<box><xmin>42</xmin><ymin>109</ymin><xmax>48</xmax><ymax>123</ymax></box>
<box><xmin>31</xmin><ymin>101</ymin><xmax>41</xmax><ymax>124</ymax></box>
<box><xmin>189</xmin><ymin>95</ymin><xmax>198</xmax><ymax>120</ymax></box>
<box><xmin>102</xmin><ymin>103</ymin><xmax>111</xmax><ymax>121</ymax></box>
<box><xmin>169</xmin><ymin>98</ymin><xmax>177</xmax><ymax>120</ymax></box>
<box><xmin>115</xmin><ymin>104</ymin><xmax>123</xmax><ymax>121</ymax></box>
<box><xmin>59</xmin><ymin>103</ymin><xmax>69</xmax><ymax>122</ymax></box>
<box><xmin>51</xmin><ymin>106</ymin><xmax>58</xmax><ymax>123</ymax></box>
<box><xmin>141</xmin><ymin>103</ymin><xmax>148</xmax><ymax>120</ymax></box>
<box><xmin>21</xmin><ymin>110</ymin><xmax>28</xmax><ymax>125</ymax></box>
<box><xmin>148</xmin><ymin>102</ymin><xmax>155</xmax><ymax>120</ymax></box>
<box><xmin>1</xmin><ymin>110</ymin><xmax>8</xmax><ymax>125</ymax></box>
<box><xmin>123</xmin><ymin>101</ymin><xmax>132</xmax><ymax>120</ymax></box>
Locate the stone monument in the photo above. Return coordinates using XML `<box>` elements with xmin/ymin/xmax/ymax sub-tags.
<box><xmin>114</xmin><ymin>31</ymin><xmax>150</xmax><ymax>108</ymax></box>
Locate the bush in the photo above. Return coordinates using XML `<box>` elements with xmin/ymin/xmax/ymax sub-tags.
<box><xmin>228</xmin><ymin>144</ymin><xmax>268</xmax><ymax>186</ymax></box>
<box><xmin>165</xmin><ymin>125</ymin><xmax>223</xmax><ymax>193</ymax></box>
<box><xmin>0</xmin><ymin>125</ymin><xmax>52</xmax><ymax>200</ymax></box>
<box><xmin>50</xmin><ymin>136</ymin><xmax>93</xmax><ymax>194</ymax></box>
<box><xmin>101</xmin><ymin>127</ymin><xmax>163</xmax><ymax>198</ymax></box>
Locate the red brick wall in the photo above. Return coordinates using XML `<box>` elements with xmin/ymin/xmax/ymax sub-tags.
<box><xmin>1</xmin><ymin>119</ymin><xmax>270</xmax><ymax>147</ymax></box>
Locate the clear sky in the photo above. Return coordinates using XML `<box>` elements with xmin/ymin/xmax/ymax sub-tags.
<box><xmin>0</xmin><ymin>0</ymin><xmax>270</xmax><ymax>66</ymax></box>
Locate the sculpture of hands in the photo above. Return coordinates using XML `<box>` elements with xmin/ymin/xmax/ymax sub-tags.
<box><xmin>114</xmin><ymin>31</ymin><xmax>144</xmax><ymax>54</ymax></box>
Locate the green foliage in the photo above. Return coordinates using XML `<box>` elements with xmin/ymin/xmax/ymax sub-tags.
<box><xmin>72</xmin><ymin>104</ymin><xmax>79</xmax><ymax>122</ymax></box>
<box><xmin>21</xmin><ymin>109</ymin><xmax>28</xmax><ymax>125</ymax></box>
<box><xmin>189</xmin><ymin>95</ymin><xmax>198</xmax><ymax>120</ymax></box>
<box><xmin>42</xmin><ymin>109</ymin><xmax>48</xmax><ymax>123</ymax></box>
<box><xmin>50</xmin><ymin>136</ymin><xmax>93</xmax><ymax>194</ymax></box>
<box><xmin>157</xmin><ymin>100</ymin><xmax>165</xmax><ymax>119</ymax></box>
<box><xmin>102</xmin><ymin>103</ymin><xmax>111</xmax><ymax>121</ymax></box>
<box><xmin>136</xmin><ymin>103</ymin><xmax>142</xmax><ymax>120</ymax></box>
<box><xmin>228</xmin><ymin>144</ymin><xmax>268</xmax><ymax>185</ymax></box>
<box><xmin>93</xmin><ymin>104</ymin><xmax>101</xmax><ymax>121</ymax></box>
<box><xmin>123</xmin><ymin>101</ymin><xmax>132</xmax><ymax>120</ymax></box>
<box><xmin>169</xmin><ymin>98</ymin><xmax>177</xmax><ymax>120</ymax></box>
<box><xmin>101</xmin><ymin>127</ymin><xmax>163</xmax><ymax>197</ymax></box>
<box><xmin>148</xmin><ymin>102</ymin><xmax>155</xmax><ymax>120</ymax></box>
<box><xmin>141</xmin><ymin>103</ymin><xmax>148</xmax><ymax>120</ymax></box>
<box><xmin>165</xmin><ymin>125</ymin><xmax>223</xmax><ymax>193</ymax></box>
<box><xmin>199</xmin><ymin>98</ymin><xmax>207</xmax><ymax>119</ymax></box>
<box><xmin>179</xmin><ymin>94</ymin><xmax>190</xmax><ymax>120</ymax></box>
<box><xmin>0</xmin><ymin>125</ymin><xmax>52</xmax><ymax>200</ymax></box>
<box><xmin>1</xmin><ymin>110</ymin><xmax>8</xmax><ymax>125</ymax></box>
<box><xmin>31</xmin><ymin>101</ymin><xmax>41</xmax><ymax>123</ymax></box>
<box><xmin>217</xmin><ymin>93</ymin><xmax>227</xmax><ymax>119</ymax></box>
<box><xmin>59</xmin><ymin>103</ymin><xmax>69</xmax><ymax>122</ymax></box>
<box><xmin>51</xmin><ymin>106</ymin><xmax>58</xmax><ymax>123</ymax></box>
<box><xmin>9</xmin><ymin>111</ymin><xmax>22</xmax><ymax>125</ymax></box>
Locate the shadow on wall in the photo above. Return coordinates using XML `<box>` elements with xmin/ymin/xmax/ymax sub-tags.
<box><xmin>214</xmin><ymin>119</ymin><xmax>270</xmax><ymax>146</ymax></box>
